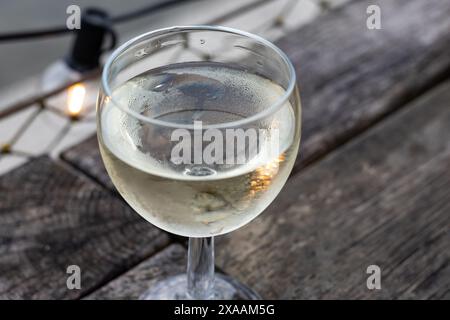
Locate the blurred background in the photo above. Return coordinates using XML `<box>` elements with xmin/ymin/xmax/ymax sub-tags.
<box><xmin>0</xmin><ymin>0</ymin><xmax>339</xmax><ymax>174</ymax></box>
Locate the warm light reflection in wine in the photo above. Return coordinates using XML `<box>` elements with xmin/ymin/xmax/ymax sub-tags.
<box><xmin>249</xmin><ymin>153</ymin><xmax>285</xmax><ymax>195</ymax></box>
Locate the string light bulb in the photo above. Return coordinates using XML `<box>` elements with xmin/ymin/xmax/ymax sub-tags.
<box><xmin>67</xmin><ymin>83</ymin><xmax>86</xmax><ymax>119</ymax></box>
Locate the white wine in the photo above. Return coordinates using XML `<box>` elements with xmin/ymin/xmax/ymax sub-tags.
<box><xmin>98</xmin><ymin>62</ymin><xmax>300</xmax><ymax>237</ymax></box>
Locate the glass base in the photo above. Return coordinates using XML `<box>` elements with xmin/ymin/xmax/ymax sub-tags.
<box><xmin>140</xmin><ymin>274</ymin><xmax>261</xmax><ymax>300</ymax></box>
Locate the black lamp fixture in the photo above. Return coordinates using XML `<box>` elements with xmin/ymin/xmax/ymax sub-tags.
<box><xmin>41</xmin><ymin>8</ymin><xmax>117</xmax><ymax>93</ymax></box>
<box><xmin>66</xmin><ymin>8</ymin><xmax>116</xmax><ymax>72</ymax></box>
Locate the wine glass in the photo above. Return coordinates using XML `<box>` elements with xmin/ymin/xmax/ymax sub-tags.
<box><xmin>97</xmin><ymin>26</ymin><xmax>301</xmax><ymax>299</ymax></box>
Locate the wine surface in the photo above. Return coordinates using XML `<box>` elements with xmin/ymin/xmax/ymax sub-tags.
<box><xmin>99</xmin><ymin>62</ymin><xmax>299</xmax><ymax>237</ymax></box>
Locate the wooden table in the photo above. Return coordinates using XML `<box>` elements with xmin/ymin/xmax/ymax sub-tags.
<box><xmin>1</xmin><ymin>0</ymin><xmax>449</xmax><ymax>299</ymax></box>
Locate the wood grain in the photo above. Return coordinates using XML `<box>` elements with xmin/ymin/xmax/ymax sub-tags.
<box><xmin>61</xmin><ymin>0</ymin><xmax>450</xmax><ymax>189</ymax></box>
<box><xmin>0</xmin><ymin>157</ymin><xmax>169</xmax><ymax>299</ymax></box>
<box><xmin>62</xmin><ymin>137</ymin><xmax>115</xmax><ymax>191</ymax></box>
<box><xmin>282</xmin><ymin>0</ymin><xmax>450</xmax><ymax>171</ymax></box>
<box><xmin>86</xmin><ymin>244</ymin><xmax>186</xmax><ymax>299</ymax></box>
<box><xmin>215</xmin><ymin>81</ymin><xmax>450</xmax><ymax>299</ymax></box>
<box><xmin>79</xmin><ymin>82</ymin><xmax>450</xmax><ymax>300</ymax></box>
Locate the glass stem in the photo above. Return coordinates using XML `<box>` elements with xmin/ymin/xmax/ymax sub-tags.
<box><xmin>187</xmin><ymin>237</ymin><xmax>215</xmax><ymax>299</ymax></box>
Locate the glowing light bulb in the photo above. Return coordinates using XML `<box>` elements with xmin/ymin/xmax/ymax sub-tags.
<box><xmin>67</xmin><ymin>83</ymin><xmax>86</xmax><ymax>118</ymax></box>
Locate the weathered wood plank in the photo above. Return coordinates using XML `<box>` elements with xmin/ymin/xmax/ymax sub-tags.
<box><xmin>282</xmin><ymin>0</ymin><xmax>450</xmax><ymax>171</ymax></box>
<box><xmin>215</xmin><ymin>80</ymin><xmax>450</xmax><ymax>299</ymax></box>
<box><xmin>61</xmin><ymin>0</ymin><xmax>450</xmax><ymax>190</ymax></box>
<box><xmin>62</xmin><ymin>137</ymin><xmax>115</xmax><ymax>191</ymax></box>
<box><xmin>86</xmin><ymin>244</ymin><xmax>186</xmax><ymax>299</ymax></box>
<box><xmin>0</xmin><ymin>157</ymin><xmax>169</xmax><ymax>299</ymax></box>
<box><xmin>75</xmin><ymin>82</ymin><xmax>450</xmax><ymax>300</ymax></box>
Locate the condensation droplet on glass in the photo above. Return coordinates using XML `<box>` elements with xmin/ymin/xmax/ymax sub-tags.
<box><xmin>153</xmin><ymin>83</ymin><xmax>165</xmax><ymax>91</ymax></box>
<box><xmin>152</xmin><ymin>81</ymin><xmax>171</xmax><ymax>92</ymax></box>
<box><xmin>150</xmin><ymin>74</ymin><xmax>175</xmax><ymax>92</ymax></box>
<box><xmin>184</xmin><ymin>166</ymin><xmax>216</xmax><ymax>177</ymax></box>
<box><xmin>135</xmin><ymin>49</ymin><xmax>146</xmax><ymax>57</ymax></box>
